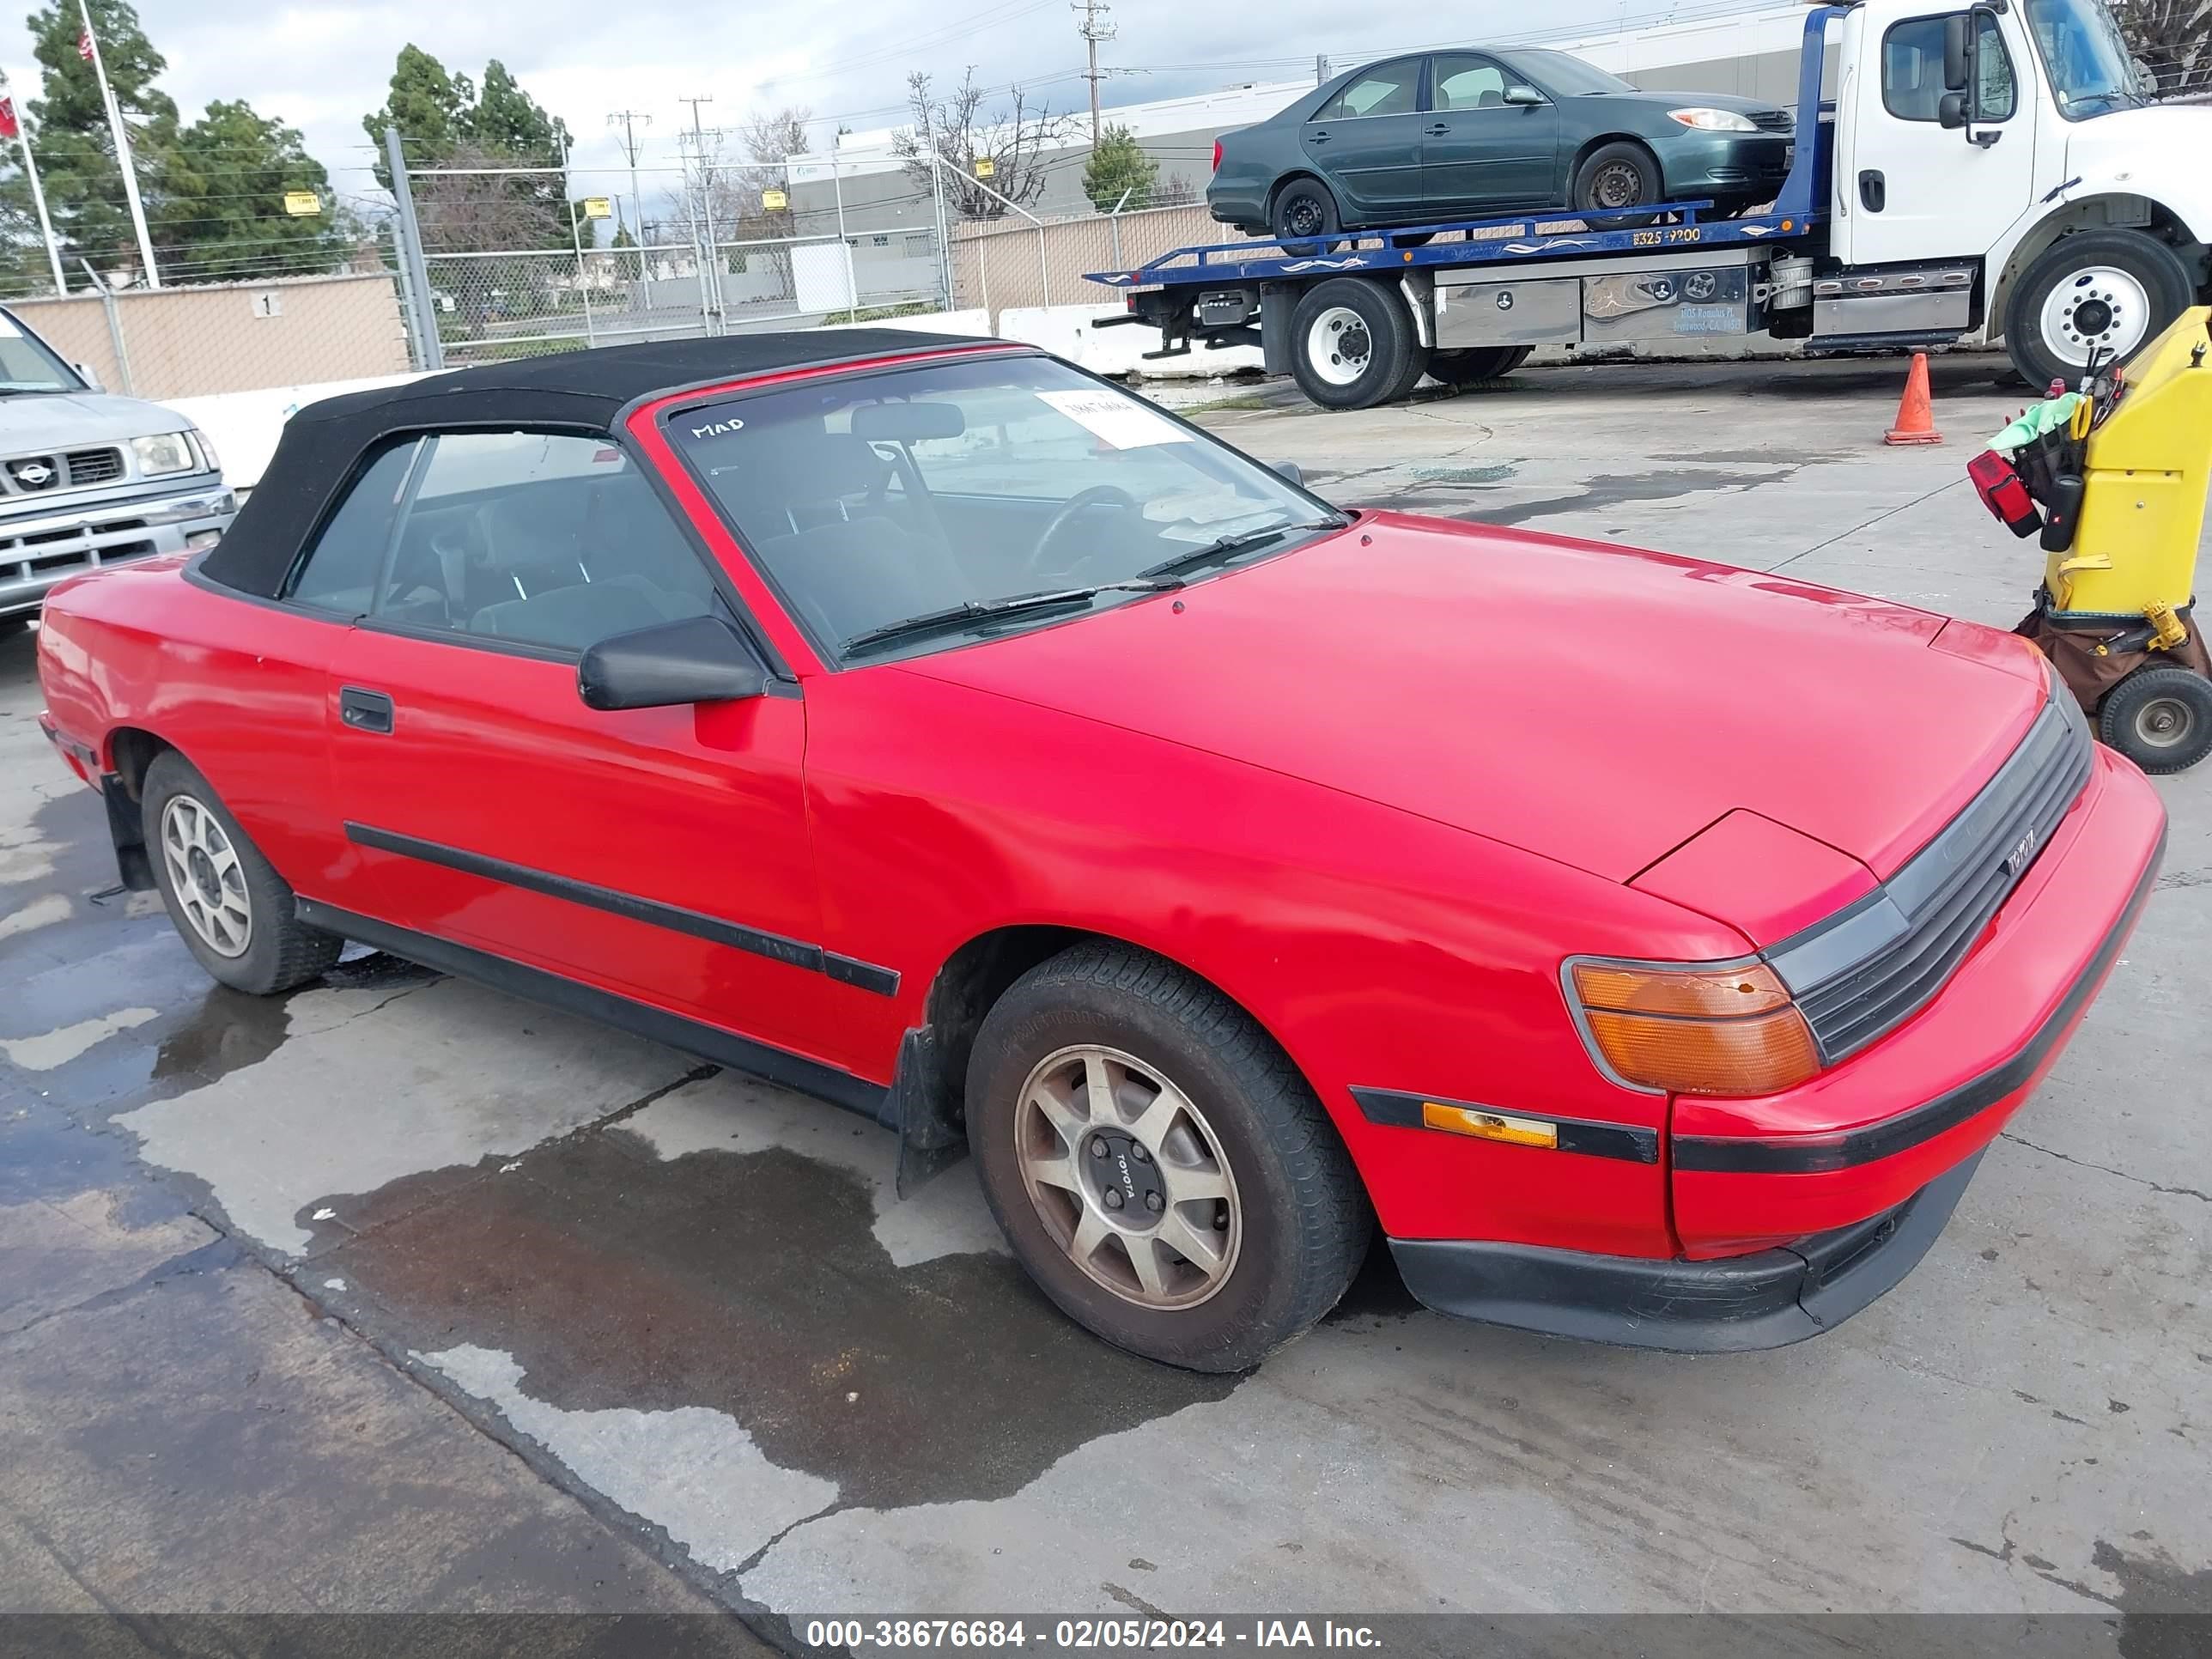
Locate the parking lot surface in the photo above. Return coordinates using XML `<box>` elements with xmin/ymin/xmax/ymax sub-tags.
<box><xmin>3</xmin><ymin>356</ymin><xmax>2207</xmax><ymax>1632</ymax></box>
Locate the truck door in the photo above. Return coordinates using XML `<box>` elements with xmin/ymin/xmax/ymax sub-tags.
<box><xmin>1302</xmin><ymin>57</ymin><xmax>1430</xmax><ymax>221</ymax></box>
<box><xmin>1835</xmin><ymin>3</ymin><xmax>2037</xmax><ymax>265</ymax></box>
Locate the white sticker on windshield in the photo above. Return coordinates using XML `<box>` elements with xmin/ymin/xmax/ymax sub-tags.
<box><xmin>1036</xmin><ymin>388</ymin><xmax>1192</xmax><ymax>449</ymax></box>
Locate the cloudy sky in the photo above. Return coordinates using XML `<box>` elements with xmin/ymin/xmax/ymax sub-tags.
<box><xmin>2</xmin><ymin>0</ymin><xmax>1743</xmax><ymax>212</ymax></box>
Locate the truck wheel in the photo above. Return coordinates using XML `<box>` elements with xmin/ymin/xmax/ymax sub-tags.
<box><xmin>965</xmin><ymin>942</ymin><xmax>1370</xmax><ymax>1372</ymax></box>
<box><xmin>1271</xmin><ymin>179</ymin><xmax>1341</xmax><ymax>258</ymax></box>
<box><xmin>1289</xmin><ymin>278</ymin><xmax>1417</xmax><ymax>410</ymax></box>
<box><xmin>2098</xmin><ymin>665</ymin><xmax>2212</xmax><ymax>775</ymax></box>
<box><xmin>1572</xmin><ymin>142</ymin><xmax>1661</xmax><ymax>228</ymax></box>
<box><xmin>2005</xmin><ymin>230</ymin><xmax>2193</xmax><ymax>391</ymax></box>
<box><xmin>142</xmin><ymin>750</ymin><xmax>344</xmax><ymax>994</ymax></box>
<box><xmin>1428</xmin><ymin>345</ymin><xmax>1533</xmax><ymax>389</ymax></box>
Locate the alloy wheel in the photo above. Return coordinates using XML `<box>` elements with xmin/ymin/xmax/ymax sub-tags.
<box><xmin>161</xmin><ymin>793</ymin><xmax>252</xmax><ymax>958</ymax></box>
<box><xmin>1013</xmin><ymin>1043</ymin><xmax>1241</xmax><ymax>1310</ymax></box>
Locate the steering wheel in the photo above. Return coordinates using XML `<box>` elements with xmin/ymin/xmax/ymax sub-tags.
<box><xmin>1028</xmin><ymin>484</ymin><xmax>1141</xmax><ymax>578</ymax></box>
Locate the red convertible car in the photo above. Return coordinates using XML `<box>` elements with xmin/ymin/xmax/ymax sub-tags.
<box><xmin>35</xmin><ymin>333</ymin><xmax>2166</xmax><ymax>1370</ymax></box>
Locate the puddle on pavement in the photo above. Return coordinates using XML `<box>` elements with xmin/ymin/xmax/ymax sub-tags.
<box><xmin>327</xmin><ymin>1128</ymin><xmax>1237</xmax><ymax>1510</ymax></box>
<box><xmin>1449</xmin><ymin>466</ymin><xmax>1799</xmax><ymax>527</ymax></box>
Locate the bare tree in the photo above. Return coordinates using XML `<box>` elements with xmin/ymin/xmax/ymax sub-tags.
<box><xmin>2112</xmin><ymin>0</ymin><xmax>2210</xmax><ymax>94</ymax></box>
<box><xmin>893</xmin><ymin>70</ymin><xmax>1070</xmax><ymax>218</ymax></box>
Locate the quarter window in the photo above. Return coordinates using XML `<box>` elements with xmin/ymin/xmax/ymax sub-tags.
<box><xmin>290</xmin><ymin>429</ymin><xmax>719</xmax><ymax>655</ymax></box>
<box><xmin>1315</xmin><ymin>60</ymin><xmax>1420</xmax><ymax>120</ymax></box>
<box><xmin>1882</xmin><ymin>13</ymin><xmax>2016</xmax><ymax>121</ymax></box>
<box><xmin>285</xmin><ymin>441</ymin><xmax>420</xmax><ymax>614</ymax></box>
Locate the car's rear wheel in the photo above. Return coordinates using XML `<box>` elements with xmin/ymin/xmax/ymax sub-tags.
<box><xmin>143</xmin><ymin>750</ymin><xmax>343</xmax><ymax>994</ymax></box>
<box><xmin>1428</xmin><ymin>345</ymin><xmax>1533</xmax><ymax>389</ymax></box>
<box><xmin>2098</xmin><ymin>665</ymin><xmax>2212</xmax><ymax>775</ymax></box>
<box><xmin>1572</xmin><ymin>141</ymin><xmax>1661</xmax><ymax>228</ymax></box>
<box><xmin>1288</xmin><ymin>277</ymin><xmax>1419</xmax><ymax>410</ymax></box>
<box><xmin>1271</xmin><ymin>178</ymin><xmax>1340</xmax><ymax>257</ymax></box>
<box><xmin>966</xmin><ymin>942</ymin><xmax>1370</xmax><ymax>1371</ymax></box>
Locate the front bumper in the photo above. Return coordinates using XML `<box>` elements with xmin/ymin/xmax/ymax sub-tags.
<box><xmin>1392</xmin><ymin>1151</ymin><xmax>1982</xmax><ymax>1352</ymax></box>
<box><xmin>1387</xmin><ymin>749</ymin><xmax>2166</xmax><ymax>1352</ymax></box>
<box><xmin>1663</xmin><ymin>133</ymin><xmax>1792</xmax><ymax>200</ymax></box>
<box><xmin>0</xmin><ymin>481</ymin><xmax>234</xmax><ymax>619</ymax></box>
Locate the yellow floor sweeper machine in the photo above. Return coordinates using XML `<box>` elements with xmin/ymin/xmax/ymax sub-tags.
<box><xmin>1972</xmin><ymin>306</ymin><xmax>2212</xmax><ymax>774</ymax></box>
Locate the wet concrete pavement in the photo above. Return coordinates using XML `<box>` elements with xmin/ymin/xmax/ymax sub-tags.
<box><xmin>3</xmin><ymin>356</ymin><xmax>2208</xmax><ymax>1633</ymax></box>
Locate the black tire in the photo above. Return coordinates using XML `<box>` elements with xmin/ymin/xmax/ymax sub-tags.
<box><xmin>2098</xmin><ymin>665</ymin><xmax>2212</xmax><ymax>775</ymax></box>
<box><xmin>2004</xmin><ymin>230</ymin><xmax>2195</xmax><ymax>392</ymax></box>
<box><xmin>965</xmin><ymin>942</ymin><xmax>1370</xmax><ymax>1372</ymax></box>
<box><xmin>1270</xmin><ymin>177</ymin><xmax>1340</xmax><ymax>258</ymax></box>
<box><xmin>0</xmin><ymin>615</ymin><xmax>28</xmax><ymax>640</ymax></box>
<box><xmin>142</xmin><ymin>750</ymin><xmax>343</xmax><ymax>994</ymax></box>
<box><xmin>1427</xmin><ymin>345</ymin><xmax>1533</xmax><ymax>388</ymax></box>
<box><xmin>1287</xmin><ymin>277</ymin><xmax>1418</xmax><ymax>410</ymax></box>
<box><xmin>1571</xmin><ymin>140</ymin><xmax>1662</xmax><ymax>228</ymax></box>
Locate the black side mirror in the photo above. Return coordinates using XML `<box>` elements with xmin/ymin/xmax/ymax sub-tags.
<box><xmin>1938</xmin><ymin>90</ymin><xmax>1972</xmax><ymax>127</ymax></box>
<box><xmin>577</xmin><ymin>615</ymin><xmax>769</xmax><ymax>711</ymax></box>
<box><xmin>1503</xmin><ymin>84</ymin><xmax>1545</xmax><ymax>107</ymax></box>
<box><xmin>1943</xmin><ymin>13</ymin><xmax>1972</xmax><ymax>90</ymax></box>
<box><xmin>1270</xmin><ymin>459</ymin><xmax>1305</xmax><ymax>487</ymax></box>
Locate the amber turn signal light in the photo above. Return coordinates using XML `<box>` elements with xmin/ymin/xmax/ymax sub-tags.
<box><xmin>1568</xmin><ymin>959</ymin><xmax>1821</xmax><ymax>1096</ymax></box>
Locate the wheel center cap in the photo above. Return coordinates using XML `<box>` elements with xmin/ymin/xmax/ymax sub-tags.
<box><xmin>186</xmin><ymin>846</ymin><xmax>219</xmax><ymax>902</ymax></box>
<box><xmin>2074</xmin><ymin>297</ymin><xmax>2114</xmax><ymax>337</ymax></box>
<box><xmin>1085</xmin><ymin>1129</ymin><xmax>1167</xmax><ymax>1227</ymax></box>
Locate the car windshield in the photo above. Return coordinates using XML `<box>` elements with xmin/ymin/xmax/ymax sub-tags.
<box><xmin>2024</xmin><ymin>0</ymin><xmax>2147</xmax><ymax>114</ymax></box>
<box><xmin>1511</xmin><ymin>51</ymin><xmax>1638</xmax><ymax>96</ymax></box>
<box><xmin>0</xmin><ymin>311</ymin><xmax>84</xmax><ymax>394</ymax></box>
<box><xmin>671</xmin><ymin>355</ymin><xmax>1344</xmax><ymax>662</ymax></box>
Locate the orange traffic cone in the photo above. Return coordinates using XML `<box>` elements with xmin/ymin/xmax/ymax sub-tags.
<box><xmin>1884</xmin><ymin>352</ymin><xmax>1942</xmax><ymax>446</ymax></box>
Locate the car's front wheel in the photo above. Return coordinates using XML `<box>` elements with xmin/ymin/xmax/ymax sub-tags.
<box><xmin>1572</xmin><ymin>141</ymin><xmax>1661</xmax><ymax>228</ymax></box>
<box><xmin>966</xmin><ymin>943</ymin><xmax>1370</xmax><ymax>1371</ymax></box>
<box><xmin>142</xmin><ymin>750</ymin><xmax>343</xmax><ymax>994</ymax></box>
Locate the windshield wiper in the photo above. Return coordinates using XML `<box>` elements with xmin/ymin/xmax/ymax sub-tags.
<box><xmin>1137</xmin><ymin>517</ymin><xmax>1344</xmax><ymax>581</ymax></box>
<box><xmin>841</xmin><ymin>580</ymin><xmax>1177</xmax><ymax>655</ymax></box>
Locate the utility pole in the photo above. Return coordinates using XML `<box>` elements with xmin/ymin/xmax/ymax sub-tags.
<box><xmin>1073</xmin><ymin>0</ymin><xmax>1115</xmax><ymax>144</ymax></box>
<box><xmin>678</xmin><ymin>94</ymin><xmax>722</xmax><ymax>332</ymax></box>
<box><xmin>1316</xmin><ymin>55</ymin><xmax>1331</xmax><ymax>86</ymax></box>
<box><xmin>606</xmin><ymin>108</ymin><xmax>654</xmax><ymax>310</ymax></box>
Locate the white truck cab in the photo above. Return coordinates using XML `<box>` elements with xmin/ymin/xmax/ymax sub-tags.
<box><xmin>1834</xmin><ymin>0</ymin><xmax>2211</xmax><ymax>384</ymax></box>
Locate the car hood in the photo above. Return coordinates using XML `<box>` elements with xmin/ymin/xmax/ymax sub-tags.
<box><xmin>906</xmin><ymin>514</ymin><xmax>2045</xmax><ymax>886</ymax></box>
<box><xmin>0</xmin><ymin>391</ymin><xmax>191</xmax><ymax>447</ymax></box>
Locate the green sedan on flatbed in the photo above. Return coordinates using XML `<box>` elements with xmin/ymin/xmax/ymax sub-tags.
<box><xmin>1206</xmin><ymin>48</ymin><xmax>1794</xmax><ymax>248</ymax></box>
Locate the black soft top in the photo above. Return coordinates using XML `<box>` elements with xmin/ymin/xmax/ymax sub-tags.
<box><xmin>198</xmin><ymin>329</ymin><xmax>1005</xmax><ymax>599</ymax></box>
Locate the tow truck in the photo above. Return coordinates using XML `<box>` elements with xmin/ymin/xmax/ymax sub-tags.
<box><xmin>1089</xmin><ymin>0</ymin><xmax>2212</xmax><ymax>409</ymax></box>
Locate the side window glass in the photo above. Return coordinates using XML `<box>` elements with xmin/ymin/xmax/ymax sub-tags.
<box><xmin>1883</xmin><ymin>15</ymin><xmax>2014</xmax><ymax>120</ymax></box>
<box><xmin>1316</xmin><ymin>61</ymin><xmax>1419</xmax><ymax>120</ymax></box>
<box><xmin>1434</xmin><ymin>56</ymin><xmax>1510</xmax><ymax>111</ymax></box>
<box><xmin>1975</xmin><ymin>15</ymin><xmax>2017</xmax><ymax>118</ymax></box>
<box><xmin>370</xmin><ymin>430</ymin><xmax>718</xmax><ymax>655</ymax></box>
<box><xmin>285</xmin><ymin>441</ymin><xmax>418</xmax><ymax>614</ymax></box>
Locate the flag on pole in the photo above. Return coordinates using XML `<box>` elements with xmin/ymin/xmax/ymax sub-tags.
<box><xmin>0</xmin><ymin>97</ymin><xmax>16</xmax><ymax>140</ymax></box>
<box><xmin>76</xmin><ymin>27</ymin><xmax>93</xmax><ymax>60</ymax></box>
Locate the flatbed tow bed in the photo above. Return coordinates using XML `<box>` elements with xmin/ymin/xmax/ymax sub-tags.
<box><xmin>1085</xmin><ymin>2</ymin><xmax>2212</xmax><ymax>408</ymax></box>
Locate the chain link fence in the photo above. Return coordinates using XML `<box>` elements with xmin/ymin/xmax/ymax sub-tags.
<box><xmin>951</xmin><ymin>202</ymin><xmax>1220</xmax><ymax>322</ymax></box>
<box><xmin>393</xmin><ymin>149</ymin><xmax>954</xmax><ymax>371</ymax></box>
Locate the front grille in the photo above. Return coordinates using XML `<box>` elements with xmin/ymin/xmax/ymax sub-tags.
<box><xmin>64</xmin><ymin>447</ymin><xmax>123</xmax><ymax>485</ymax></box>
<box><xmin>1749</xmin><ymin>110</ymin><xmax>1793</xmax><ymax>132</ymax></box>
<box><xmin>1770</xmin><ymin>686</ymin><xmax>2094</xmax><ymax>1064</ymax></box>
